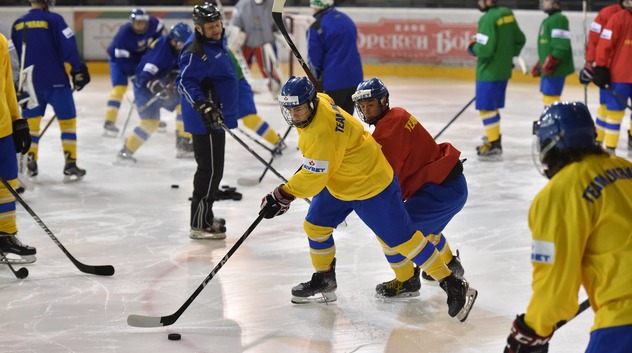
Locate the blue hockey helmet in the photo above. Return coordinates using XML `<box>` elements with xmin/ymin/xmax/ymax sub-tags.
<box><xmin>352</xmin><ymin>77</ymin><xmax>390</xmax><ymax>124</ymax></box>
<box><xmin>129</xmin><ymin>8</ymin><xmax>150</xmax><ymax>22</ymax></box>
<box><xmin>169</xmin><ymin>22</ymin><xmax>192</xmax><ymax>43</ymax></box>
<box><xmin>532</xmin><ymin>101</ymin><xmax>597</xmax><ymax>176</ymax></box>
<box><xmin>278</xmin><ymin>76</ymin><xmax>317</xmax><ymax>128</ymax></box>
<box><xmin>192</xmin><ymin>3</ymin><xmax>222</xmax><ymax>27</ymax></box>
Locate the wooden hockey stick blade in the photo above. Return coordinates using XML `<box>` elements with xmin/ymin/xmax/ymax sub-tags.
<box><xmin>237</xmin><ymin>178</ymin><xmax>261</xmax><ymax>186</ymax></box>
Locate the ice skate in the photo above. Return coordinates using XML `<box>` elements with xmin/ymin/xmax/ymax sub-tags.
<box><xmin>114</xmin><ymin>147</ymin><xmax>137</xmax><ymax>166</ymax></box>
<box><xmin>0</xmin><ymin>233</ymin><xmax>37</xmax><ymax>264</ymax></box>
<box><xmin>190</xmin><ymin>220</ymin><xmax>226</xmax><ymax>240</ymax></box>
<box><xmin>18</xmin><ymin>152</ymin><xmax>38</xmax><ymax>177</ymax></box>
<box><xmin>175</xmin><ymin>136</ymin><xmax>194</xmax><ymax>159</ymax></box>
<box><xmin>103</xmin><ymin>121</ymin><xmax>119</xmax><ymax>137</ymax></box>
<box><xmin>63</xmin><ymin>154</ymin><xmax>86</xmax><ymax>183</ymax></box>
<box><xmin>477</xmin><ymin>136</ymin><xmax>502</xmax><ymax>161</ymax></box>
<box><xmin>375</xmin><ymin>266</ymin><xmax>421</xmax><ymax>298</ymax></box>
<box><xmin>291</xmin><ymin>259</ymin><xmax>337</xmax><ymax>304</ymax></box>
<box><xmin>627</xmin><ymin>130</ymin><xmax>632</xmax><ymax>157</ymax></box>
<box><xmin>422</xmin><ymin>250</ymin><xmax>465</xmax><ymax>281</ymax></box>
<box><xmin>439</xmin><ymin>273</ymin><xmax>478</xmax><ymax>322</ymax></box>
<box><xmin>158</xmin><ymin>121</ymin><xmax>167</xmax><ymax>133</ymax></box>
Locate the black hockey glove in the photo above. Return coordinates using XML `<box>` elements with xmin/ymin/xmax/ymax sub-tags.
<box><xmin>194</xmin><ymin>100</ymin><xmax>224</xmax><ymax>130</ymax></box>
<box><xmin>260</xmin><ymin>184</ymin><xmax>295</xmax><ymax>219</ymax></box>
<box><xmin>592</xmin><ymin>66</ymin><xmax>610</xmax><ymax>89</ymax></box>
<box><xmin>578</xmin><ymin>64</ymin><xmax>594</xmax><ymax>85</ymax></box>
<box><xmin>12</xmin><ymin>119</ymin><xmax>31</xmax><ymax>155</ymax></box>
<box><xmin>71</xmin><ymin>63</ymin><xmax>91</xmax><ymax>91</ymax></box>
<box><xmin>504</xmin><ymin>314</ymin><xmax>552</xmax><ymax>353</ymax></box>
<box><xmin>147</xmin><ymin>80</ymin><xmax>173</xmax><ymax>99</ymax></box>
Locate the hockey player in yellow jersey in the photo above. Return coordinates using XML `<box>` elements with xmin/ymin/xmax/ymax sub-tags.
<box><xmin>504</xmin><ymin>101</ymin><xmax>632</xmax><ymax>353</ymax></box>
<box><xmin>260</xmin><ymin>76</ymin><xmax>477</xmax><ymax>321</ymax></box>
<box><xmin>0</xmin><ymin>33</ymin><xmax>37</xmax><ymax>263</ymax></box>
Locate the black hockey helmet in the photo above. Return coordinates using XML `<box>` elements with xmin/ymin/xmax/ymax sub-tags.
<box><xmin>193</xmin><ymin>3</ymin><xmax>222</xmax><ymax>27</ymax></box>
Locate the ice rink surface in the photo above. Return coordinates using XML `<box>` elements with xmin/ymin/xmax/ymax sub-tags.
<box><xmin>2</xmin><ymin>74</ymin><xmax>630</xmax><ymax>353</ymax></box>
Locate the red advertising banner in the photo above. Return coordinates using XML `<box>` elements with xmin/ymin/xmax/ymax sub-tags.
<box><xmin>356</xmin><ymin>18</ymin><xmax>478</xmax><ymax>64</ymax></box>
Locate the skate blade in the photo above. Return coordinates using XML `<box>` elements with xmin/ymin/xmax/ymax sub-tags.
<box><xmin>291</xmin><ymin>292</ymin><xmax>337</xmax><ymax>304</ymax></box>
<box><xmin>0</xmin><ymin>254</ymin><xmax>36</xmax><ymax>264</ymax></box>
<box><xmin>237</xmin><ymin>178</ymin><xmax>260</xmax><ymax>186</ymax></box>
<box><xmin>102</xmin><ymin>130</ymin><xmax>119</xmax><ymax>138</ymax></box>
<box><xmin>477</xmin><ymin>155</ymin><xmax>503</xmax><ymax>162</ymax></box>
<box><xmin>189</xmin><ymin>231</ymin><xmax>226</xmax><ymax>240</ymax></box>
<box><xmin>375</xmin><ymin>290</ymin><xmax>420</xmax><ymax>301</ymax></box>
<box><xmin>63</xmin><ymin>175</ymin><xmax>85</xmax><ymax>183</ymax></box>
<box><xmin>113</xmin><ymin>159</ymin><xmax>136</xmax><ymax>167</ymax></box>
<box><xmin>456</xmin><ymin>287</ymin><xmax>478</xmax><ymax>322</ymax></box>
<box><xmin>175</xmin><ymin>152</ymin><xmax>194</xmax><ymax>159</ymax></box>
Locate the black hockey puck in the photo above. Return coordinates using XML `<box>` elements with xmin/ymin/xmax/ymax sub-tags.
<box><xmin>168</xmin><ymin>333</ymin><xmax>181</xmax><ymax>341</ymax></box>
<box><xmin>171</xmin><ymin>184</ymin><xmax>179</xmax><ymax>189</ymax></box>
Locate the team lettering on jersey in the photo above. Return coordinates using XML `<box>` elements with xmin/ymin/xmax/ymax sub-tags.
<box><xmin>14</xmin><ymin>21</ymin><xmax>49</xmax><ymax>31</ymax></box>
<box><xmin>582</xmin><ymin>167</ymin><xmax>632</xmax><ymax>203</ymax></box>
<box><xmin>404</xmin><ymin>115</ymin><xmax>418</xmax><ymax>132</ymax></box>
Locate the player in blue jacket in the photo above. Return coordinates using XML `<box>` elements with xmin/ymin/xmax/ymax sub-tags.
<box><xmin>115</xmin><ymin>22</ymin><xmax>194</xmax><ymax>165</ymax></box>
<box><xmin>176</xmin><ymin>3</ymin><xmax>239</xmax><ymax>240</ymax></box>
<box><xmin>11</xmin><ymin>0</ymin><xmax>90</xmax><ymax>183</ymax></box>
<box><xmin>103</xmin><ymin>8</ymin><xmax>163</xmax><ymax>137</ymax></box>
<box><xmin>307</xmin><ymin>0</ymin><xmax>363</xmax><ymax>114</ymax></box>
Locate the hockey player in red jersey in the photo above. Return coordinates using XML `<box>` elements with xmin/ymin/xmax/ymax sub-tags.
<box><xmin>592</xmin><ymin>0</ymin><xmax>632</xmax><ymax>155</ymax></box>
<box><xmin>579</xmin><ymin>0</ymin><xmax>626</xmax><ymax>150</ymax></box>
<box><xmin>352</xmin><ymin>78</ymin><xmax>467</xmax><ymax>298</ymax></box>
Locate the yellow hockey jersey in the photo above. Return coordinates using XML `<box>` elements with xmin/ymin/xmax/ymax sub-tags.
<box><xmin>525</xmin><ymin>154</ymin><xmax>632</xmax><ymax>336</ymax></box>
<box><xmin>1</xmin><ymin>33</ymin><xmax>20</xmax><ymax>139</ymax></box>
<box><xmin>282</xmin><ymin>93</ymin><xmax>393</xmax><ymax>201</ymax></box>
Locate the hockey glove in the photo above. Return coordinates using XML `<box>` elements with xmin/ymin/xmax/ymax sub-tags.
<box><xmin>504</xmin><ymin>314</ymin><xmax>552</xmax><ymax>353</ymax></box>
<box><xmin>531</xmin><ymin>62</ymin><xmax>541</xmax><ymax>78</ymax></box>
<box><xmin>578</xmin><ymin>63</ymin><xmax>594</xmax><ymax>85</ymax></box>
<box><xmin>147</xmin><ymin>80</ymin><xmax>172</xmax><ymax>99</ymax></box>
<box><xmin>193</xmin><ymin>100</ymin><xmax>224</xmax><ymax>130</ymax></box>
<box><xmin>260</xmin><ymin>184</ymin><xmax>295</xmax><ymax>219</ymax></box>
<box><xmin>541</xmin><ymin>55</ymin><xmax>560</xmax><ymax>76</ymax></box>
<box><xmin>12</xmin><ymin>119</ymin><xmax>31</xmax><ymax>155</ymax></box>
<box><xmin>592</xmin><ymin>66</ymin><xmax>611</xmax><ymax>89</ymax></box>
<box><xmin>467</xmin><ymin>36</ymin><xmax>477</xmax><ymax>56</ymax></box>
<box><xmin>71</xmin><ymin>63</ymin><xmax>91</xmax><ymax>91</ymax></box>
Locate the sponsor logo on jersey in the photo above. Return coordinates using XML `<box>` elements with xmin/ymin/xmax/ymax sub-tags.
<box><xmin>590</xmin><ymin>21</ymin><xmax>602</xmax><ymax>33</ymax></box>
<box><xmin>302</xmin><ymin>158</ymin><xmax>328</xmax><ymax>173</ymax></box>
<box><xmin>475</xmin><ymin>33</ymin><xmax>489</xmax><ymax>45</ymax></box>
<box><xmin>600</xmin><ymin>29</ymin><xmax>612</xmax><ymax>40</ymax></box>
<box><xmin>531</xmin><ymin>240</ymin><xmax>554</xmax><ymax>264</ymax></box>
<box><xmin>551</xmin><ymin>29</ymin><xmax>571</xmax><ymax>40</ymax></box>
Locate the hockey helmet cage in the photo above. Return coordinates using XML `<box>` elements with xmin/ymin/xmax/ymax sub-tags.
<box><xmin>278</xmin><ymin>76</ymin><xmax>317</xmax><ymax>128</ymax></box>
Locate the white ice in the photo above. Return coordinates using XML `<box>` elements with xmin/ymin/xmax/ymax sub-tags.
<box><xmin>2</xmin><ymin>75</ymin><xmax>628</xmax><ymax>353</ymax></box>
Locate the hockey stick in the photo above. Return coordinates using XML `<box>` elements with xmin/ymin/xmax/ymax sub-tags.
<box><xmin>0</xmin><ymin>176</ymin><xmax>115</xmax><ymax>276</ymax></box>
<box><xmin>119</xmin><ymin>95</ymin><xmax>136</xmax><ymax>138</ymax></box>
<box><xmin>554</xmin><ymin>299</ymin><xmax>590</xmax><ymax>330</ymax></box>
<box><xmin>127</xmin><ymin>211</ymin><xmax>266</xmax><ymax>327</ymax></box>
<box><xmin>605</xmin><ymin>86</ymin><xmax>632</xmax><ymax>111</ymax></box>
<box><xmin>582</xmin><ymin>0</ymin><xmax>588</xmax><ymax>105</ymax></box>
<box><xmin>238</xmin><ymin>124</ymin><xmax>293</xmax><ymax>186</ymax></box>
<box><xmin>38</xmin><ymin>115</ymin><xmax>57</xmax><ymax>140</ymax></box>
<box><xmin>433</xmin><ymin>96</ymin><xmax>476</xmax><ymax>140</ymax></box>
<box><xmin>0</xmin><ymin>250</ymin><xmax>29</xmax><ymax>279</ymax></box>
<box><xmin>272</xmin><ymin>0</ymin><xmax>322</xmax><ymax>92</ymax></box>
<box><xmin>237</xmin><ymin>127</ymin><xmax>276</xmax><ymax>154</ymax></box>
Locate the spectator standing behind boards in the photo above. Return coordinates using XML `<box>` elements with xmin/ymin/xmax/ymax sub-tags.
<box><xmin>103</xmin><ymin>9</ymin><xmax>163</xmax><ymax>137</ymax></box>
<box><xmin>531</xmin><ymin>0</ymin><xmax>574</xmax><ymax>107</ymax></box>
<box><xmin>0</xmin><ymin>33</ymin><xmax>37</xmax><ymax>264</ymax></box>
<box><xmin>592</xmin><ymin>0</ymin><xmax>632</xmax><ymax>155</ymax></box>
<box><xmin>467</xmin><ymin>0</ymin><xmax>525</xmax><ymax>161</ymax></box>
<box><xmin>579</xmin><ymin>0</ymin><xmax>626</xmax><ymax>148</ymax></box>
<box><xmin>307</xmin><ymin>0</ymin><xmax>363</xmax><ymax>115</ymax></box>
<box><xmin>177</xmin><ymin>3</ymin><xmax>239</xmax><ymax>240</ymax></box>
<box><xmin>11</xmin><ymin>0</ymin><xmax>91</xmax><ymax>183</ymax></box>
<box><xmin>503</xmin><ymin>102</ymin><xmax>632</xmax><ymax>353</ymax></box>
